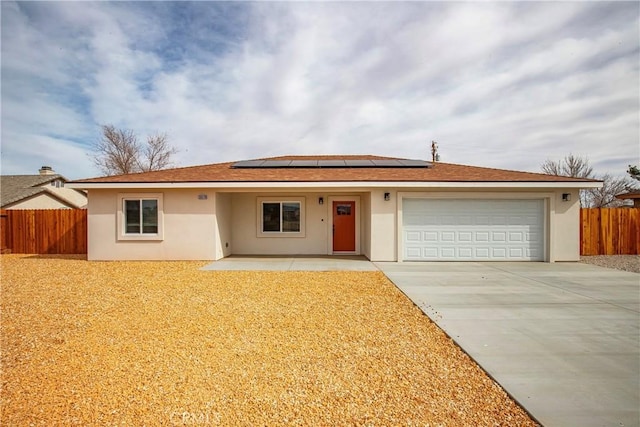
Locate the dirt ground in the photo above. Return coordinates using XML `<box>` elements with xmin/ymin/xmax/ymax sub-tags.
<box><xmin>580</xmin><ymin>255</ymin><xmax>640</xmax><ymax>273</ymax></box>
<box><xmin>1</xmin><ymin>255</ymin><xmax>535</xmax><ymax>426</ymax></box>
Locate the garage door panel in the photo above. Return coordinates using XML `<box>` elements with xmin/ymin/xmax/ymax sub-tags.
<box><xmin>492</xmin><ymin>248</ymin><xmax>507</xmax><ymax>258</ymax></box>
<box><xmin>441</xmin><ymin>231</ymin><xmax>455</xmax><ymax>242</ymax></box>
<box><xmin>459</xmin><ymin>231</ymin><xmax>472</xmax><ymax>242</ymax></box>
<box><xmin>510</xmin><ymin>248</ymin><xmax>524</xmax><ymax>257</ymax></box>
<box><xmin>475</xmin><ymin>216</ymin><xmax>490</xmax><ymax>225</ymax></box>
<box><xmin>459</xmin><ymin>247</ymin><xmax>473</xmax><ymax>258</ymax></box>
<box><xmin>475</xmin><ymin>231</ymin><xmax>490</xmax><ymax>241</ymax></box>
<box><xmin>402</xmin><ymin>199</ymin><xmax>544</xmax><ymax>261</ymax></box>
<box><xmin>458</xmin><ymin>216</ymin><xmax>473</xmax><ymax>225</ymax></box>
<box><xmin>491</xmin><ymin>216</ymin><xmax>508</xmax><ymax>226</ymax></box>
<box><xmin>423</xmin><ymin>248</ymin><xmax>438</xmax><ymax>258</ymax></box>
<box><xmin>405</xmin><ymin>231</ymin><xmax>422</xmax><ymax>242</ymax></box>
<box><xmin>441</xmin><ymin>247</ymin><xmax>455</xmax><ymax>257</ymax></box>
<box><xmin>509</xmin><ymin>231</ymin><xmax>524</xmax><ymax>242</ymax></box>
<box><xmin>475</xmin><ymin>247</ymin><xmax>490</xmax><ymax>258</ymax></box>
<box><xmin>492</xmin><ymin>231</ymin><xmax>507</xmax><ymax>242</ymax></box>
<box><xmin>423</xmin><ymin>232</ymin><xmax>438</xmax><ymax>242</ymax></box>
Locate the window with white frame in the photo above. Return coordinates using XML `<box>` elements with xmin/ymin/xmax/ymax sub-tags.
<box><xmin>258</xmin><ymin>198</ymin><xmax>305</xmax><ymax>237</ymax></box>
<box><xmin>118</xmin><ymin>193</ymin><xmax>163</xmax><ymax>240</ymax></box>
<box><xmin>125</xmin><ymin>199</ymin><xmax>158</xmax><ymax>234</ymax></box>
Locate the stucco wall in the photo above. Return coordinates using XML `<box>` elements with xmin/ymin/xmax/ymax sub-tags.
<box><xmin>369</xmin><ymin>189</ymin><xmax>397</xmax><ymax>261</ymax></box>
<box><xmin>361</xmin><ymin>192</ymin><xmax>372</xmax><ymax>259</ymax></box>
<box><xmin>551</xmin><ymin>189</ymin><xmax>581</xmax><ymax>261</ymax></box>
<box><xmin>40</xmin><ymin>184</ymin><xmax>88</xmax><ymax>208</ymax></box>
<box><xmin>215</xmin><ymin>193</ymin><xmax>232</xmax><ymax>260</ymax></box>
<box><xmin>5</xmin><ymin>193</ymin><xmax>72</xmax><ymax>209</ymax></box>
<box><xmin>86</xmin><ymin>187</ymin><xmax>582</xmax><ymax>262</ymax></box>
<box><xmin>87</xmin><ymin>189</ymin><xmax>216</xmax><ymax>260</ymax></box>
<box><xmin>231</xmin><ymin>192</ymin><xmax>328</xmax><ymax>255</ymax></box>
<box><xmin>229</xmin><ymin>191</ymin><xmax>370</xmax><ymax>256</ymax></box>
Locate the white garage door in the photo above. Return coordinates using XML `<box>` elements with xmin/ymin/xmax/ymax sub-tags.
<box><xmin>403</xmin><ymin>199</ymin><xmax>544</xmax><ymax>261</ymax></box>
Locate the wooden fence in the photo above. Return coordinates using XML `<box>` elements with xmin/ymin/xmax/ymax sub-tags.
<box><xmin>581</xmin><ymin>208</ymin><xmax>640</xmax><ymax>255</ymax></box>
<box><xmin>0</xmin><ymin>209</ymin><xmax>87</xmax><ymax>254</ymax></box>
<box><xmin>0</xmin><ymin>207</ymin><xmax>637</xmax><ymax>256</ymax></box>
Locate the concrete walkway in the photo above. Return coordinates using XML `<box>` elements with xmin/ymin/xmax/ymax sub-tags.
<box><xmin>376</xmin><ymin>261</ymin><xmax>640</xmax><ymax>427</ymax></box>
<box><xmin>201</xmin><ymin>255</ymin><xmax>378</xmax><ymax>271</ymax></box>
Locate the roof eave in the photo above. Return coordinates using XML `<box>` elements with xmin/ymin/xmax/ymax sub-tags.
<box><xmin>67</xmin><ymin>180</ymin><xmax>602</xmax><ymax>190</ymax></box>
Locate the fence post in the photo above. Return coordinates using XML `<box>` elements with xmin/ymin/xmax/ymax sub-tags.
<box><xmin>0</xmin><ymin>209</ymin><xmax>9</xmax><ymax>253</ymax></box>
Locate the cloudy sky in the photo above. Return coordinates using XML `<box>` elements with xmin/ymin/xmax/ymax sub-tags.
<box><xmin>1</xmin><ymin>1</ymin><xmax>638</xmax><ymax>179</ymax></box>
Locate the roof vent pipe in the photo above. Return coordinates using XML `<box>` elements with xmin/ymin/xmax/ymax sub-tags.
<box><xmin>431</xmin><ymin>141</ymin><xmax>440</xmax><ymax>163</ymax></box>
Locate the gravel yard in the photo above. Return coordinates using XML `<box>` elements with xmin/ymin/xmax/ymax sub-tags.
<box><xmin>580</xmin><ymin>255</ymin><xmax>640</xmax><ymax>273</ymax></box>
<box><xmin>1</xmin><ymin>255</ymin><xmax>535</xmax><ymax>426</ymax></box>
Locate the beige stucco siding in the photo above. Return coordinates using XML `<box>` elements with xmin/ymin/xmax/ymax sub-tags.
<box><xmin>40</xmin><ymin>184</ymin><xmax>87</xmax><ymax>208</ymax></box>
<box><xmin>231</xmin><ymin>192</ymin><xmax>328</xmax><ymax>255</ymax></box>
<box><xmin>88</xmin><ymin>189</ymin><xmax>216</xmax><ymax>260</ymax></box>
<box><xmin>551</xmin><ymin>189</ymin><xmax>581</xmax><ymax>261</ymax></box>
<box><xmin>361</xmin><ymin>192</ymin><xmax>372</xmax><ymax>259</ymax></box>
<box><xmin>84</xmin><ymin>186</ymin><xmax>582</xmax><ymax>262</ymax></box>
<box><xmin>229</xmin><ymin>191</ymin><xmax>371</xmax><ymax>256</ymax></box>
<box><xmin>5</xmin><ymin>193</ymin><xmax>73</xmax><ymax>209</ymax></box>
<box><xmin>215</xmin><ymin>193</ymin><xmax>232</xmax><ymax>260</ymax></box>
<box><xmin>369</xmin><ymin>189</ymin><xmax>397</xmax><ymax>261</ymax></box>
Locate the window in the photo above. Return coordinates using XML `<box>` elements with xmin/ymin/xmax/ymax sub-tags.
<box><xmin>258</xmin><ymin>198</ymin><xmax>305</xmax><ymax>237</ymax></box>
<box><xmin>262</xmin><ymin>202</ymin><xmax>300</xmax><ymax>233</ymax></box>
<box><xmin>124</xmin><ymin>199</ymin><xmax>158</xmax><ymax>234</ymax></box>
<box><xmin>118</xmin><ymin>193</ymin><xmax>163</xmax><ymax>240</ymax></box>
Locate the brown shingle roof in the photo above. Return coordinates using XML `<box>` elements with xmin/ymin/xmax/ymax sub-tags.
<box><xmin>71</xmin><ymin>155</ymin><xmax>598</xmax><ymax>184</ymax></box>
<box><xmin>1</xmin><ymin>174</ymin><xmax>62</xmax><ymax>207</ymax></box>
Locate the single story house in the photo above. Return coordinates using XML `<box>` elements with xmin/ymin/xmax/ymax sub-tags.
<box><xmin>1</xmin><ymin>166</ymin><xmax>88</xmax><ymax>210</ymax></box>
<box><xmin>69</xmin><ymin>155</ymin><xmax>600</xmax><ymax>262</ymax></box>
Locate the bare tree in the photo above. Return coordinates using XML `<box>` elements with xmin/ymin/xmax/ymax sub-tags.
<box><xmin>541</xmin><ymin>153</ymin><xmax>594</xmax><ymax>178</ymax></box>
<box><xmin>92</xmin><ymin>125</ymin><xmax>177</xmax><ymax>176</ymax></box>
<box><xmin>586</xmin><ymin>173</ymin><xmax>635</xmax><ymax>207</ymax></box>
<box><xmin>139</xmin><ymin>133</ymin><xmax>177</xmax><ymax>172</ymax></box>
<box><xmin>541</xmin><ymin>154</ymin><xmax>595</xmax><ymax>206</ymax></box>
<box><xmin>540</xmin><ymin>154</ymin><xmax>635</xmax><ymax>207</ymax></box>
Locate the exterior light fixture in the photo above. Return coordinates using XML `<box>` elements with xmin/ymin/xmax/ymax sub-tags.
<box><xmin>562</xmin><ymin>193</ymin><xmax>571</xmax><ymax>201</ymax></box>
<box><xmin>319</xmin><ymin>197</ymin><xmax>324</xmax><ymax>205</ymax></box>
<box><xmin>384</xmin><ymin>192</ymin><xmax>390</xmax><ymax>201</ymax></box>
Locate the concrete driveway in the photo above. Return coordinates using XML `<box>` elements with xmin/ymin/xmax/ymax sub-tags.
<box><xmin>376</xmin><ymin>261</ymin><xmax>640</xmax><ymax>427</ymax></box>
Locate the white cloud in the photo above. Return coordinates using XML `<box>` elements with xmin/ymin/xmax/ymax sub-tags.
<box><xmin>1</xmin><ymin>1</ymin><xmax>638</xmax><ymax>180</ymax></box>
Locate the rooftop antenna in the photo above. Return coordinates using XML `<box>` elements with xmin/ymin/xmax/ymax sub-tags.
<box><xmin>431</xmin><ymin>140</ymin><xmax>440</xmax><ymax>162</ymax></box>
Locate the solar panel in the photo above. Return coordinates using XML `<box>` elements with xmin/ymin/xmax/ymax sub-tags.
<box><xmin>344</xmin><ymin>159</ymin><xmax>375</xmax><ymax>167</ymax></box>
<box><xmin>232</xmin><ymin>160</ymin><xmax>265</xmax><ymax>168</ymax></box>
<box><xmin>371</xmin><ymin>159</ymin><xmax>402</xmax><ymax>167</ymax></box>
<box><xmin>233</xmin><ymin>158</ymin><xmax>430</xmax><ymax>168</ymax></box>
<box><xmin>318</xmin><ymin>160</ymin><xmax>347</xmax><ymax>167</ymax></box>
<box><xmin>260</xmin><ymin>160</ymin><xmax>292</xmax><ymax>167</ymax></box>
<box><xmin>289</xmin><ymin>160</ymin><xmax>319</xmax><ymax>167</ymax></box>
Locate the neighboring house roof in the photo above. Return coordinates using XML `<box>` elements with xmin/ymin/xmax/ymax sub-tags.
<box><xmin>71</xmin><ymin>155</ymin><xmax>601</xmax><ymax>186</ymax></box>
<box><xmin>1</xmin><ymin>174</ymin><xmax>85</xmax><ymax>208</ymax></box>
<box><xmin>615</xmin><ymin>191</ymin><xmax>640</xmax><ymax>200</ymax></box>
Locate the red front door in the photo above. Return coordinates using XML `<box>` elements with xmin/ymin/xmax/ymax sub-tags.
<box><xmin>333</xmin><ymin>201</ymin><xmax>356</xmax><ymax>252</ymax></box>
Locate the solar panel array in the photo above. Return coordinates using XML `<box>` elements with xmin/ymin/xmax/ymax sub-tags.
<box><xmin>232</xmin><ymin>159</ymin><xmax>431</xmax><ymax>169</ymax></box>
